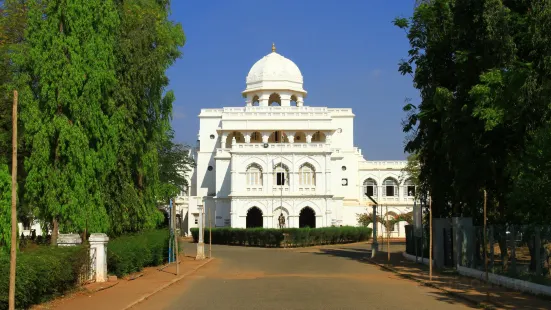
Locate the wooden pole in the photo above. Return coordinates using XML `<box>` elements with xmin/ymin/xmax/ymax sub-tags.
<box><xmin>386</xmin><ymin>204</ymin><xmax>390</xmax><ymax>262</ymax></box>
<box><xmin>484</xmin><ymin>190</ymin><xmax>488</xmax><ymax>300</ymax></box>
<box><xmin>173</xmin><ymin>199</ymin><xmax>179</xmax><ymax>275</ymax></box>
<box><xmin>9</xmin><ymin>90</ymin><xmax>18</xmax><ymax>310</ymax></box>
<box><xmin>429</xmin><ymin>195</ymin><xmax>433</xmax><ymax>282</ymax></box>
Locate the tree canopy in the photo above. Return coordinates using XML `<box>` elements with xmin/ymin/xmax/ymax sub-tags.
<box><xmin>0</xmin><ymin>0</ymin><xmax>189</xmax><ymax>242</ymax></box>
<box><xmin>395</xmin><ymin>0</ymin><xmax>551</xmax><ymax>224</ymax></box>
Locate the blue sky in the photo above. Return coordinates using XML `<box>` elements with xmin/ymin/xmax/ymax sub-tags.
<box><xmin>167</xmin><ymin>0</ymin><xmax>418</xmax><ymax>160</ymax></box>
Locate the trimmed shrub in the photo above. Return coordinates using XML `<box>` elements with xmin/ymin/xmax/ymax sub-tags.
<box><xmin>0</xmin><ymin>246</ymin><xmax>88</xmax><ymax>310</ymax></box>
<box><xmin>107</xmin><ymin>229</ymin><xmax>169</xmax><ymax>277</ymax></box>
<box><xmin>190</xmin><ymin>226</ymin><xmax>372</xmax><ymax>247</ymax></box>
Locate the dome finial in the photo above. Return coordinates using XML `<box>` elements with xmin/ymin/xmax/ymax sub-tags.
<box><xmin>272</xmin><ymin>42</ymin><xmax>276</xmax><ymax>53</ymax></box>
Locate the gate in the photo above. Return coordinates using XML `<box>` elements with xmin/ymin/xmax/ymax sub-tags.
<box><xmin>78</xmin><ymin>246</ymin><xmax>96</xmax><ymax>285</ymax></box>
<box><xmin>443</xmin><ymin>227</ymin><xmax>454</xmax><ymax>267</ymax></box>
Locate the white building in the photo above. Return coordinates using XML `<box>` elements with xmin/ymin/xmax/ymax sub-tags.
<box><xmin>181</xmin><ymin>44</ymin><xmax>415</xmax><ymax>237</ymax></box>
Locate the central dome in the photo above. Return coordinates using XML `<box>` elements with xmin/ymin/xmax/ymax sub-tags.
<box><xmin>243</xmin><ymin>44</ymin><xmax>306</xmax><ymax>95</ymax></box>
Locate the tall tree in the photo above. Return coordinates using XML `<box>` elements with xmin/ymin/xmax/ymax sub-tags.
<box><xmin>103</xmin><ymin>0</ymin><xmax>185</xmax><ymax>235</ymax></box>
<box><xmin>396</xmin><ymin>0</ymin><xmax>551</xmax><ymax>270</ymax></box>
<box><xmin>1</xmin><ymin>0</ymin><xmax>36</xmax><ymax>230</ymax></box>
<box><xmin>18</xmin><ymin>0</ymin><xmax>120</xmax><ymax>243</ymax></box>
<box><xmin>394</xmin><ymin>0</ymin><xmax>541</xmax><ymax>222</ymax></box>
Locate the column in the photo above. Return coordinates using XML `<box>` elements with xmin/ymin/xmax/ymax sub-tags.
<box><xmin>280</xmin><ymin>93</ymin><xmax>291</xmax><ymax>106</ymax></box>
<box><xmin>287</xmin><ymin>131</ymin><xmax>295</xmax><ymax>144</ymax></box>
<box><xmin>89</xmin><ymin>233</ymin><xmax>109</xmax><ymax>282</ymax></box>
<box><xmin>230</xmin><ymin>155</ymin><xmax>237</xmax><ymax>195</ymax></box>
<box><xmin>221</xmin><ymin>133</ymin><xmax>228</xmax><ymax>148</ymax></box>
<box><xmin>259</xmin><ymin>93</ymin><xmax>269</xmax><ymax>106</ymax></box>
<box><xmin>297</xmin><ymin>95</ymin><xmax>304</xmax><ymax>107</ymax></box>
<box><xmin>325</xmin><ymin>154</ymin><xmax>331</xmax><ymax>195</ymax></box>
<box><xmin>398</xmin><ymin>182</ymin><xmax>403</xmax><ymax>202</ymax></box>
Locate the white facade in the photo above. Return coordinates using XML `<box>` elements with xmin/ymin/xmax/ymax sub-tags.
<box><xmin>183</xmin><ymin>44</ymin><xmax>415</xmax><ymax>237</ymax></box>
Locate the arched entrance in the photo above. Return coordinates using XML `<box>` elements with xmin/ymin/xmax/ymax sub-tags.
<box><xmin>246</xmin><ymin>207</ymin><xmax>263</xmax><ymax>228</ymax></box>
<box><xmin>299</xmin><ymin>207</ymin><xmax>316</xmax><ymax>228</ymax></box>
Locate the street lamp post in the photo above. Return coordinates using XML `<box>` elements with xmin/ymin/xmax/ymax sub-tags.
<box><xmin>367</xmin><ymin>196</ymin><xmax>378</xmax><ymax>258</ymax></box>
<box><xmin>196</xmin><ymin>198</ymin><xmax>205</xmax><ymax>260</ymax></box>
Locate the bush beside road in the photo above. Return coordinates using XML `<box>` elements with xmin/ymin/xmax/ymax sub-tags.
<box><xmin>190</xmin><ymin>226</ymin><xmax>372</xmax><ymax>247</ymax></box>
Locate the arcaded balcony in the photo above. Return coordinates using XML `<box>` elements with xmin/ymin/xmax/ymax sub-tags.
<box><xmin>219</xmin><ymin>130</ymin><xmax>331</xmax><ymax>152</ymax></box>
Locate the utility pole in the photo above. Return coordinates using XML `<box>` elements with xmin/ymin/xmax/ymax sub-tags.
<box><xmin>9</xmin><ymin>90</ymin><xmax>18</xmax><ymax>310</ymax></box>
<box><xmin>484</xmin><ymin>190</ymin><xmax>488</xmax><ymax>300</ymax></box>
<box><xmin>429</xmin><ymin>195</ymin><xmax>433</xmax><ymax>282</ymax></box>
<box><xmin>367</xmin><ymin>196</ymin><xmax>378</xmax><ymax>258</ymax></box>
<box><xmin>386</xmin><ymin>204</ymin><xmax>390</xmax><ymax>262</ymax></box>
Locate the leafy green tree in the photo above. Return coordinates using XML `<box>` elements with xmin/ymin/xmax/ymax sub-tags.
<box><xmin>0</xmin><ymin>0</ymin><xmax>35</xmax><ymax>229</ymax></box>
<box><xmin>18</xmin><ymin>0</ymin><xmax>120</xmax><ymax>243</ymax></box>
<box><xmin>157</xmin><ymin>129</ymin><xmax>194</xmax><ymax>205</ymax></box>
<box><xmin>0</xmin><ymin>164</ymin><xmax>13</xmax><ymax>252</ymax></box>
<box><xmin>395</xmin><ymin>0</ymin><xmax>551</xmax><ymax>270</ymax></box>
<box><xmin>103</xmin><ymin>0</ymin><xmax>185</xmax><ymax>235</ymax></box>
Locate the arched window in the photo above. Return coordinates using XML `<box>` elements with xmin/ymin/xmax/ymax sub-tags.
<box><xmin>383</xmin><ymin>178</ymin><xmax>398</xmax><ymax>197</ymax></box>
<box><xmin>252</xmin><ymin>95</ymin><xmax>260</xmax><ymax>106</ymax></box>
<box><xmin>226</xmin><ymin>131</ymin><xmax>244</xmax><ymax>148</ymax></box>
<box><xmin>246</xmin><ymin>164</ymin><xmax>263</xmax><ymax>186</ymax></box>
<box><xmin>269</xmin><ymin>93</ymin><xmax>281</xmax><ymax>106</ymax></box>
<box><xmin>294</xmin><ymin>131</ymin><xmax>306</xmax><ymax>143</ymax></box>
<box><xmin>299</xmin><ymin>164</ymin><xmax>316</xmax><ymax>186</ymax></box>
<box><xmin>312</xmin><ymin>131</ymin><xmax>326</xmax><ymax>142</ymax></box>
<box><xmin>250</xmin><ymin>131</ymin><xmax>262</xmax><ymax>143</ymax></box>
<box><xmin>273</xmin><ymin>163</ymin><xmax>289</xmax><ymax>186</ymax></box>
<box><xmin>404</xmin><ymin>179</ymin><xmax>416</xmax><ymax>197</ymax></box>
<box><xmin>269</xmin><ymin>131</ymin><xmax>287</xmax><ymax>143</ymax></box>
<box><xmin>290</xmin><ymin>95</ymin><xmax>298</xmax><ymax>106</ymax></box>
<box><xmin>363</xmin><ymin>178</ymin><xmax>377</xmax><ymax>197</ymax></box>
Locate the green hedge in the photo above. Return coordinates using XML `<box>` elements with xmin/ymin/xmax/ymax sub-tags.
<box><xmin>190</xmin><ymin>226</ymin><xmax>372</xmax><ymax>247</ymax></box>
<box><xmin>107</xmin><ymin>229</ymin><xmax>170</xmax><ymax>277</ymax></box>
<box><xmin>0</xmin><ymin>246</ymin><xmax>88</xmax><ymax>310</ymax></box>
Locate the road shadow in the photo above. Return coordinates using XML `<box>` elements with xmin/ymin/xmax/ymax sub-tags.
<box><xmin>310</xmin><ymin>245</ymin><xmax>550</xmax><ymax>310</ymax></box>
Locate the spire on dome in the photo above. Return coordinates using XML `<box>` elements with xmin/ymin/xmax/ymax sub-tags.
<box><xmin>272</xmin><ymin>42</ymin><xmax>276</xmax><ymax>53</ymax></box>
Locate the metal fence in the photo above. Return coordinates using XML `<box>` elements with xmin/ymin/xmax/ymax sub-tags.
<box><xmin>462</xmin><ymin>225</ymin><xmax>551</xmax><ymax>285</ymax></box>
<box><xmin>406</xmin><ymin>224</ymin><xmax>551</xmax><ymax>285</ymax></box>
<box><xmin>405</xmin><ymin>224</ymin><xmax>430</xmax><ymax>260</ymax></box>
<box><xmin>78</xmin><ymin>246</ymin><xmax>96</xmax><ymax>285</ymax></box>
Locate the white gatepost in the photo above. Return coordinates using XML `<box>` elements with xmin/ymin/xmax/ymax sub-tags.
<box><xmin>89</xmin><ymin>233</ymin><xmax>109</xmax><ymax>282</ymax></box>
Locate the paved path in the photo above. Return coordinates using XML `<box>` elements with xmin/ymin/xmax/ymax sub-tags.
<box><xmin>134</xmin><ymin>242</ymin><xmax>473</xmax><ymax>310</ymax></box>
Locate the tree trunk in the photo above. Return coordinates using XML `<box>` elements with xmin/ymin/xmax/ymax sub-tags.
<box><xmin>527</xmin><ymin>236</ymin><xmax>536</xmax><ymax>272</ymax></box>
<box><xmin>497</xmin><ymin>228</ymin><xmax>508</xmax><ymax>271</ymax></box>
<box><xmin>50</xmin><ymin>218</ymin><xmax>58</xmax><ymax>246</ymax></box>
<box><xmin>82</xmin><ymin>228</ymin><xmax>87</xmax><ymax>245</ymax></box>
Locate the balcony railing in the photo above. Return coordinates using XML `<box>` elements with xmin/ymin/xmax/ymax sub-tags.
<box><xmin>360</xmin><ymin>160</ymin><xmax>408</xmax><ymax>169</ymax></box>
<box><xmin>232</xmin><ymin>143</ymin><xmax>329</xmax><ymax>151</ymax></box>
<box><xmin>246</xmin><ymin>186</ymin><xmax>263</xmax><ymax>192</ymax></box>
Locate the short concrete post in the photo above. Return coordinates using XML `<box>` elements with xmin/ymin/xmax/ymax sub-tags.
<box><xmin>89</xmin><ymin>233</ymin><xmax>109</xmax><ymax>282</ymax></box>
